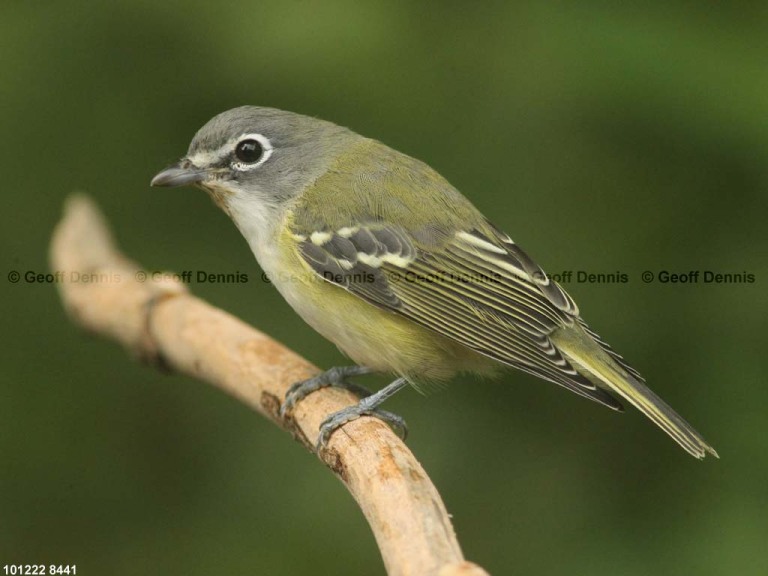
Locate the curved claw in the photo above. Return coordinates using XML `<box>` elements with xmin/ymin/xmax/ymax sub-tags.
<box><xmin>316</xmin><ymin>377</ymin><xmax>410</xmax><ymax>448</ymax></box>
<box><xmin>317</xmin><ymin>406</ymin><xmax>408</xmax><ymax>449</ymax></box>
<box><xmin>279</xmin><ymin>366</ymin><xmax>374</xmax><ymax>418</ymax></box>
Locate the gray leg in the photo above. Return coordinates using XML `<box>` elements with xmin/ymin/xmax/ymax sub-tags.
<box><xmin>280</xmin><ymin>365</ymin><xmax>375</xmax><ymax>418</ymax></box>
<box><xmin>318</xmin><ymin>377</ymin><xmax>409</xmax><ymax>448</ymax></box>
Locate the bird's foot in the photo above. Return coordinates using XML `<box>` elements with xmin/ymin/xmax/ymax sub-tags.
<box><xmin>279</xmin><ymin>365</ymin><xmax>374</xmax><ymax>418</ymax></box>
<box><xmin>317</xmin><ymin>377</ymin><xmax>409</xmax><ymax>449</ymax></box>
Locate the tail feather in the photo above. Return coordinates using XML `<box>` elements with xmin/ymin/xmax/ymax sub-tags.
<box><xmin>554</xmin><ymin>327</ymin><xmax>718</xmax><ymax>460</ymax></box>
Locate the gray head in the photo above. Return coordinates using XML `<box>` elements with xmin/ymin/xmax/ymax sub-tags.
<box><xmin>151</xmin><ymin>106</ymin><xmax>361</xmax><ymax>214</ymax></box>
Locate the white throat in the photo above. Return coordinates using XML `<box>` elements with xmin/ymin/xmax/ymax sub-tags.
<box><xmin>220</xmin><ymin>188</ymin><xmax>286</xmax><ymax>273</ymax></box>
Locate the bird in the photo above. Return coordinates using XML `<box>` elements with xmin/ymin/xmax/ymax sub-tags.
<box><xmin>151</xmin><ymin>105</ymin><xmax>717</xmax><ymax>459</ymax></box>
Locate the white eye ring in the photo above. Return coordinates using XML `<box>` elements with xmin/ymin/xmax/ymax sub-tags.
<box><xmin>231</xmin><ymin>133</ymin><xmax>273</xmax><ymax>171</ymax></box>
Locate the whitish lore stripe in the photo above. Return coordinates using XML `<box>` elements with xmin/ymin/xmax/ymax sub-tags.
<box><xmin>188</xmin><ymin>134</ymin><xmax>248</xmax><ymax>167</ymax></box>
<box><xmin>188</xmin><ymin>148</ymin><xmax>227</xmax><ymax>168</ymax></box>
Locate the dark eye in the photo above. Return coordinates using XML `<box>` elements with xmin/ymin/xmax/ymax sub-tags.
<box><xmin>235</xmin><ymin>139</ymin><xmax>264</xmax><ymax>163</ymax></box>
<box><xmin>231</xmin><ymin>134</ymin><xmax>273</xmax><ymax>171</ymax></box>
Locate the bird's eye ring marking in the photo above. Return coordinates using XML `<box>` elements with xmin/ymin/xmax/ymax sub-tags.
<box><xmin>232</xmin><ymin>133</ymin><xmax>273</xmax><ymax>171</ymax></box>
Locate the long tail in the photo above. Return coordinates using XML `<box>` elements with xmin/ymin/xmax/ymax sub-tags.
<box><xmin>553</xmin><ymin>325</ymin><xmax>718</xmax><ymax>460</ymax></box>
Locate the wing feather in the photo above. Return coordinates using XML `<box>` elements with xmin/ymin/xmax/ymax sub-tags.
<box><xmin>295</xmin><ymin>221</ymin><xmax>625</xmax><ymax>410</ymax></box>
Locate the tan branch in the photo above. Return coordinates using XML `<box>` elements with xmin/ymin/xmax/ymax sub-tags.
<box><xmin>50</xmin><ymin>194</ymin><xmax>489</xmax><ymax>576</ymax></box>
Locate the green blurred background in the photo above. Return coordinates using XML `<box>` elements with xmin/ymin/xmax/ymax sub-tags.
<box><xmin>2</xmin><ymin>2</ymin><xmax>766</xmax><ymax>574</ymax></box>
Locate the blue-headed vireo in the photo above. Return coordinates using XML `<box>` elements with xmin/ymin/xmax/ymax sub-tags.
<box><xmin>151</xmin><ymin>106</ymin><xmax>716</xmax><ymax>459</ymax></box>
